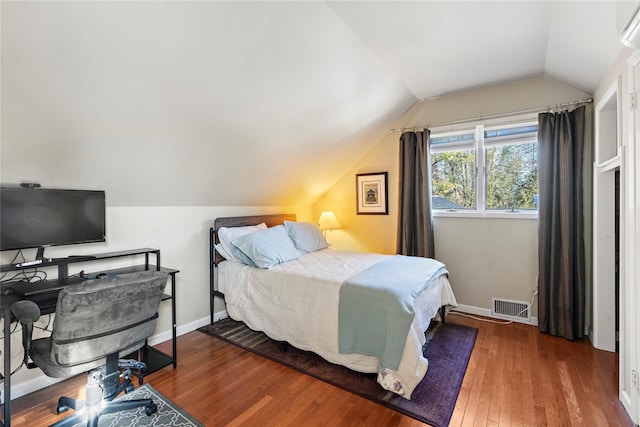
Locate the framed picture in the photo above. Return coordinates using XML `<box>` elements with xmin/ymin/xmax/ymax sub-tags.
<box><xmin>356</xmin><ymin>172</ymin><xmax>388</xmax><ymax>215</ymax></box>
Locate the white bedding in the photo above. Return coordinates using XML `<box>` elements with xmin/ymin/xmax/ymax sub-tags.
<box><xmin>219</xmin><ymin>248</ymin><xmax>457</xmax><ymax>399</ymax></box>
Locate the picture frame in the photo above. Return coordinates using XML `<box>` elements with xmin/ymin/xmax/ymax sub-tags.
<box><xmin>356</xmin><ymin>172</ymin><xmax>388</xmax><ymax>215</ymax></box>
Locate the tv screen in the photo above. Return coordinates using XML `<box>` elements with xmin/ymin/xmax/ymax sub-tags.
<box><xmin>0</xmin><ymin>188</ymin><xmax>106</xmax><ymax>254</ymax></box>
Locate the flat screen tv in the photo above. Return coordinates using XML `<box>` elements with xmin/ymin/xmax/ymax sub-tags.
<box><xmin>0</xmin><ymin>187</ymin><xmax>106</xmax><ymax>259</ymax></box>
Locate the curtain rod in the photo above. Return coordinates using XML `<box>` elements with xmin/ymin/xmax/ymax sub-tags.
<box><xmin>390</xmin><ymin>97</ymin><xmax>593</xmax><ymax>133</ymax></box>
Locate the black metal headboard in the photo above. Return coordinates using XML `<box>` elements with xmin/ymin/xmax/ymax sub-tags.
<box><xmin>209</xmin><ymin>213</ymin><xmax>296</xmax><ymax>323</ymax></box>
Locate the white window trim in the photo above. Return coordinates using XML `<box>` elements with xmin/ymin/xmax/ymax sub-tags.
<box><xmin>476</xmin><ymin>125</ymin><xmax>485</xmax><ymax>211</ymax></box>
<box><xmin>430</xmin><ymin>114</ymin><xmax>539</xmax><ymax>219</ymax></box>
<box><xmin>433</xmin><ymin>209</ymin><xmax>538</xmax><ymax>220</ymax></box>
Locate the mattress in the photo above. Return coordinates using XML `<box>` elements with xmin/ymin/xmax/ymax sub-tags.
<box><xmin>218</xmin><ymin>248</ymin><xmax>457</xmax><ymax>399</ymax></box>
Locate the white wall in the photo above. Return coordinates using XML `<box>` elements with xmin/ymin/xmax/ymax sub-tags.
<box><xmin>433</xmin><ymin>216</ymin><xmax>538</xmax><ymax>314</ymax></box>
<box><xmin>1</xmin><ymin>204</ymin><xmax>312</xmax><ymax>400</ymax></box>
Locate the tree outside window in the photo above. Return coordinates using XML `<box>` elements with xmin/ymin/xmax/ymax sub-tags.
<box><xmin>430</xmin><ymin>121</ymin><xmax>538</xmax><ymax>213</ymax></box>
<box><xmin>432</xmin><ymin>149</ymin><xmax>476</xmax><ymax>209</ymax></box>
<box><xmin>486</xmin><ymin>142</ymin><xmax>537</xmax><ymax>210</ymax></box>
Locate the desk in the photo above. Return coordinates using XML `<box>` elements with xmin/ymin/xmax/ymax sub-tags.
<box><xmin>0</xmin><ymin>249</ymin><xmax>178</xmax><ymax>427</ymax></box>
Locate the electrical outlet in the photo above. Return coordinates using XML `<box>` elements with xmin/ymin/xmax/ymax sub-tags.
<box><xmin>633</xmin><ymin>369</ymin><xmax>639</xmax><ymax>390</ymax></box>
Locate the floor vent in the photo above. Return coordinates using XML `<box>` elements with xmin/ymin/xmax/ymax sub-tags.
<box><xmin>492</xmin><ymin>298</ymin><xmax>530</xmax><ymax>320</ymax></box>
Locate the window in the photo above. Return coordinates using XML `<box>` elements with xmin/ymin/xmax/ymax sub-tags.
<box><xmin>430</xmin><ymin>119</ymin><xmax>538</xmax><ymax>215</ymax></box>
<box><xmin>431</xmin><ymin>130</ymin><xmax>476</xmax><ymax>209</ymax></box>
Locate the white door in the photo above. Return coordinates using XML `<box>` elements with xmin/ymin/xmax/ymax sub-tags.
<box><xmin>619</xmin><ymin>51</ymin><xmax>640</xmax><ymax>424</ymax></box>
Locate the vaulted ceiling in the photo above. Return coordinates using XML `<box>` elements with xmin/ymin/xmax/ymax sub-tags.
<box><xmin>329</xmin><ymin>1</ymin><xmax>624</xmax><ymax>98</ymax></box>
<box><xmin>0</xmin><ymin>1</ymin><xmax>626</xmax><ymax>206</ymax></box>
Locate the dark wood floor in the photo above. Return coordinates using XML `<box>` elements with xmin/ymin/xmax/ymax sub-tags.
<box><xmin>9</xmin><ymin>314</ymin><xmax>636</xmax><ymax>426</ymax></box>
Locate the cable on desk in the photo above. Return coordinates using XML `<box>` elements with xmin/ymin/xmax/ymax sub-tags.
<box><xmin>1</xmin><ymin>314</ymin><xmax>53</xmax><ymax>379</ymax></box>
<box><xmin>1</xmin><ymin>250</ymin><xmax>48</xmax><ymax>284</ymax></box>
<box><xmin>0</xmin><ymin>322</ymin><xmax>20</xmax><ymax>340</ymax></box>
<box><xmin>34</xmin><ymin>314</ymin><xmax>53</xmax><ymax>333</ymax></box>
<box><xmin>1</xmin><ymin>270</ymin><xmax>48</xmax><ymax>284</ymax></box>
<box><xmin>0</xmin><ymin>250</ymin><xmax>25</xmax><ymax>281</ymax></box>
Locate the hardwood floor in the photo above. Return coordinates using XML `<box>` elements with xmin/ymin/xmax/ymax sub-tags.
<box><xmin>9</xmin><ymin>314</ymin><xmax>636</xmax><ymax>426</ymax></box>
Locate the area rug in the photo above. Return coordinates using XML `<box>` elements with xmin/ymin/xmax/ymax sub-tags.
<box><xmin>198</xmin><ymin>318</ymin><xmax>477</xmax><ymax>427</ymax></box>
<box><xmin>70</xmin><ymin>383</ymin><xmax>203</xmax><ymax>426</ymax></box>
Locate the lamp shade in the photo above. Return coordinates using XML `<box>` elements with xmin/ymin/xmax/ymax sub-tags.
<box><xmin>318</xmin><ymin>211</ymin><xmax>341</xmax><ymax>230</ymax></box>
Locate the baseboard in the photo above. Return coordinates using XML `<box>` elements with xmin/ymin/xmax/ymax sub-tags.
<box><xmin>451</xmin><ymin>303</ymin><xmax>539</xmax><ymax>326</ymax></box>
<box><xmin>147</xmin><ymin>315</ymin><xmax>211</xmax><ymax>346</ymax></box>
<box><xmin>148</xmin><ymin>310</ymin><xmax>228</xmax><ymax>345</ymax></box>
<box><xmin>7</xmin><ymin>310</ymin><xmax>229</xmax><ymax>402</ymax></box>
<box><xmin>5</xmin><ymin>376</ymin><xmax>67</xmax><ymax>405</ymax></box>
<box><xmin>212</xmin><ymin>309</ymin><xmax>229</xmax><ymax>322</ymax></box>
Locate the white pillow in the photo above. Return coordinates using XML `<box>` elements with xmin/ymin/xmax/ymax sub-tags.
<box><xmin>284</xmin><ymin>220</ymin><xmax>328</xmax><ymax>253</ymax></box>
<box><xmin>214</xmin><ymin>243</ymin><xmax>234</xmax><ymax>261</ymax></box>
<box><xmin>217</xmin><ymin>223</ymin><xmax>267</xmax><ymax>263</ymax></box>
<box><xmin>231</xmin><ymin>225</ymin><xmax>301</xmax><ymax>269</ymax></box>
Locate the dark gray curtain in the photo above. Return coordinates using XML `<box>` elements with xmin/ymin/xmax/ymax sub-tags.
<box><xmin>538</xmin><ymin>106</ymin><xmax>586</xmax><ymax>339</ymax></box>
<box><xmin>397</xmin><ymin>130</ymin><xmax>435</xmax><ymax>258</ymax></box>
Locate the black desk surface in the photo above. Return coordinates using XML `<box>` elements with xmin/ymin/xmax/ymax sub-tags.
<box><xmin>0</xmin><ymin>248</ymin><xmax>160</xmax><ymax>273</ymax></box>
<box><xmin>1</xmin><ymin>265</ymin><xmax>178</xmax><ymax>315</ymax></box>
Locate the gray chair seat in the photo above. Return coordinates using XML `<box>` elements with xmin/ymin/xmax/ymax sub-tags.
<box><xmin>30</xmin><ymin>338</ymin><xmax>145</xmax><ymax>379</ymax></box>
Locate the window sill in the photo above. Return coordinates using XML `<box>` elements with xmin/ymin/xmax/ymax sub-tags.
<box><xmin>433</xmin><ymin>210</ymin><xmax>538</xmax><ymax>220</ymax></box>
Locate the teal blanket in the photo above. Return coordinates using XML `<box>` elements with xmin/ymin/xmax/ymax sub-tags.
<box><xmin>338</xmin><ymin>255</ymin><xmax>448</xmax><ymax>371</ymax></box>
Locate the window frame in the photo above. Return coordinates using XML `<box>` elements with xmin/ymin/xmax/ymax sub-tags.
<box><xmin>430</xmin><ymin>113</ymin><xmax>539</xmax><ymax>220</ymax></box>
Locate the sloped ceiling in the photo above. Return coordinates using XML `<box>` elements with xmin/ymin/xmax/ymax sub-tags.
<box><xmin>0</xmin><ymin>1</ymin><xmax>624</xmax><ymax>206</ymax></box>
<box><xmin>328</xmin><ymin>1</ymin><xmax>622</xmax><ymax>97</ymax></box>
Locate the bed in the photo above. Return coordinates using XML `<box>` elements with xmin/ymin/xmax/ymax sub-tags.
<box><xmin>208</xmin><ymin>214</ymin><xmax>457</xmax><ymax>399</ymax></box>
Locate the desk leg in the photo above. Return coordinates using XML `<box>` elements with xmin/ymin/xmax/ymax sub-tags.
<box><xmin>2</xmin><ymin>306</ymin><xmax>12</xmax><ymax>427</ymax></box>
<box><xmin>170</xmin><ymin>272</ymin><xmax>177</xmax><ymax>369</ymax></box>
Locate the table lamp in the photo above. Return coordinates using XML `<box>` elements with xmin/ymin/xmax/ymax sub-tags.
<box><xmin>318</xmin><ymin>211</ymin><xmax>341</xmax><ymax>239</ymax></box>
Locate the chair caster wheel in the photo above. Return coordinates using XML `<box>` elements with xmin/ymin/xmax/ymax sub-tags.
<box><xmin>125</xmin><ymin>383</ymin><xmax>135</xmax><ymax>393</ymax></box>
<box><xmin>145</xmin><ymin>403</ymin><xmax>158</xmax><ymax>416</ymax></box>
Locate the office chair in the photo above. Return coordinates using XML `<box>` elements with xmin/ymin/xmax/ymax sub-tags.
<box><xmin>11</xmin><ymin>270</ymin><xmax>169</xmax><ymax>427</ymax></box>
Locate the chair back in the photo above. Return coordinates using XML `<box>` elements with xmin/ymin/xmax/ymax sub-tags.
<box><xmin>49</xmin><ymin>271</ymin><xmax>168</xmax><ymax>366</ymax></box>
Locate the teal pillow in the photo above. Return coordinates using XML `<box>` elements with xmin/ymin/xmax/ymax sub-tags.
<box><xmin>284</xmin><ymin>220</ymin><xmax>328</xmax><ymax>253</ymax></box>
<box><xmin>231</xmin><ymin>225</ymin><xmax>301</xmax><ymax>269</ymax></box>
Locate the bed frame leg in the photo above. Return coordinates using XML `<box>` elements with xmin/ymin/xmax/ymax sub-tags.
<box><xmin>440</xmin><ymin>306</ymin><xmax>446</xmax><ymax>324</ymax></box>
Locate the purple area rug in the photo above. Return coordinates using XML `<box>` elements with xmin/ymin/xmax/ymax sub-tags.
<box><xmin>198</xmin><ymin>318</ymin><xmax>477</xmax><ymax>427</ymax></box>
